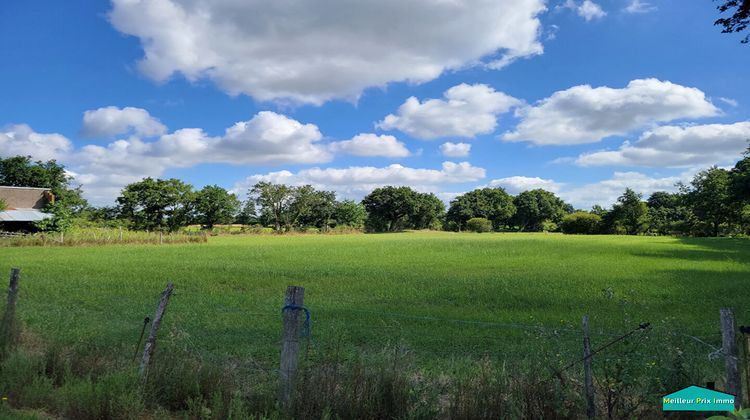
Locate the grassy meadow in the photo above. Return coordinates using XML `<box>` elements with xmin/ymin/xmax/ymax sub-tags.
<box><xmin>1</xmin><ymin>232</ymin><xmax>748</xmax><ymax>370</ymax></box>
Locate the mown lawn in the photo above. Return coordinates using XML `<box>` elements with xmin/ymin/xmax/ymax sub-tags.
<box><xmin>1</xmin><ymin>232</ymin><xmax>748</xmax><ymax>370</ymax></box>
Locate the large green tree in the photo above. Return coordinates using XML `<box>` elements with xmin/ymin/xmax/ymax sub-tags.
<box><xmin>511</xmin><ymin>189</ymin><xmax>571</xmax><ymax>231</ymax></box>
<box><xmin>192</xmin><ymin>185</ymin><xmax>240</xmax><ymax>229</ymax></box>
<box><xmin>116</xmin><ymin>177</ymin><xmax>194</xmax><ymax>232</ymax></box>
<box><xmin>0</xmin><ymin>155</ymin><xmax>87</xmax><ymax>212</ymax></box>
<box><xmin>293</xmin><ymin>186</ymin><xmax>337</xmax><ymax>230</ymax></box>
<box><xmin>730</xmin><ymin>147</ymin><xmax>750</xmax><ymax>202</ymax></box>
<box><xmin>410</xmin><ymin>193</ymin><xmax>445</xmax><ymax>230</ymax></box>
<box><xmin>361</xmin><ymin>186</ymin><xmax>419</xmax><ymax>232</ymax></box>
<box><xmin>249</xmin><ymin>182</ymin><xmax>294</xmax><ymax>231</ymax></box>
<box><xmin>685</xmin><ymin>167</ymin><xmax>734</xmax><ymax>236</ymax></box>
<box><xmin>646</xmin><ymin>191</ymin><xmax>690</xmax><ymax>235</ymax></box>
<box><xmin>609</xmin><ymin>188</ymin><xmax>650</xmax><ymax>235</ymax></box>
<box><xmin>446</xmin><ymin>187</ymin><xmax>515</xmax><ymax>231</ymax></box>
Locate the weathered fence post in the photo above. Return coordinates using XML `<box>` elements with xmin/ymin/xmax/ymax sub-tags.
<box><xmin>721</xmin><ymin>308</ymin><xmax>742</xmax><ymax>409</ymax></box>
<box><xmin>582</xmin><ymin>315</ymin><xmax>596</xmax><ymax>418</ymax></box>
<box><xmin>280</xmin><ymin>285</ymin><xmax>305</xmax><ymax>408</ymax></box>
<box><xmin>159</xmin><ymin>231</ymin><xmax>163</xmax><ymax>245</ymax></box>
<box><xmin>140</xmin><ymin>282</ymin><xmax>174</xmax><ymax>381</ymax></box>
<box><xmin>0</xmin><ymin>268</ymin><xmax>21</xmax><ymax>356</ymax></box>
<box><xmin>119</xmin><ymin>226</ymin><xmax>123</xmax><ymax>241</ymax></box>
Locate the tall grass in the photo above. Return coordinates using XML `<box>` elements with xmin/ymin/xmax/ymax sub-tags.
<box><xmin>0</xmin><ymin>227</ymin><xmax>207</xmax><ymax>247</ymax></box>
<box><xmin>0</xmin><ymin>336</ymin><xmax>703</xmax><ymax>419</ymax></box>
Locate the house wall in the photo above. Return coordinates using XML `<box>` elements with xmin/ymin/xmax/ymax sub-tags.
<box><xmin>0</xmin><ymin>187</ymin><xmax>52</xmax><ymax>209</ymax></box>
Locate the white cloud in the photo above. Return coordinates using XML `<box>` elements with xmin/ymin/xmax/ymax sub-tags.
<box><xmin>109</xmin><ymin>0</ymin><xmax>545</xmax><ymax>105</ymax></box>
<box><xmin>624</xmin><ymin>0</ymin><xmax>657</xmax><ymax>14</ymax></box>
<box><xmin>0</xmin><ymin>125</ymin><xmax>73</xmax><ymax>161</ymax></box>
<box><xmin>233</xmin><ymin>161</ymin><xmax>486</xmax><ymax>199</ymax></box>
<box><xmin>3</xmin><ymin>112</ymin><xmax>332</xmax><ymax>205</ymax></box>
<box><xmin>502</xmin><ymin>79</ymin><xmax>720</xmax><ymax>145</ymax></box>
<box><xmin>81</xmin><ymin>106</ymin><xmax>167</xmax><ymax>138</ymax></box>
<box><xmin>560</xmin><ymin>0</ymin><xmax>606</xmax><ymax>21</ymax></box>
<box><xmin>488</xmin><ymin>176</ymin><xmax>562</xmax><ymax>194</ymax></box>
<box><xmin>577</xmin><ymin>0</ymin><xmax>607</xmax><ymax>20</ymax></box>
<box><xmin>560</xmin><ymin>171</ymin><xmax>685</xmax><ymax>209</ymax></box>
<box><xmin>378</xmin><ymin>84</ymin><xmax>520</xmax><ymax>139</ymax></box>
<box><xmin>720</xmin><ymin>97</ymin><xmax>739</xmax><ymax>107</ymax></box>
<box><xmin>575</xmin><ymin>122</ymin><xmax>750</xmax><ymax>168</ymax></box>
<box><xmin>440</xmin><ymin>142</ymin><xmax>471</xmax><ymax>158</ymax></box>
<box><xmin>328</xmin><ymin>134</ymin><xmax>410</xmax><ymax>158</ymax></box>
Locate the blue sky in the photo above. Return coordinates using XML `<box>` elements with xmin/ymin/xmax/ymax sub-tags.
<box><xmin>1</xmin><ymin>0</ymin><xmax>748</xmax><ymax>207</ymax></box>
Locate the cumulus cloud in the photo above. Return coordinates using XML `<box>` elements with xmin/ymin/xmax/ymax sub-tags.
<box><xmin>502</xmin><ymin>79</ymin><xmax>719</xmax><ymax>145</ymax></box>
<box><xmin>3</xmin><ymin>112</ymin><xmax>333</xmax><ymax>204</ymax></box>
<box><xmin>233</xmin><ymin>161</ymin><xmax>486</xmax><ymax>199</ymax></box>
<box><xmin>488</xmin><ymin>176</ymin><xmax>562</xmax><ymax>194</ymax></box>
<box><xmin>81</xmin><ymin>106</ymin><xmax>167</xmax><ymax>138</ymax></box>
<box><xmin>328</xmin><ymin>134</ymin><xmax>410</xmax><ymax>158</ymax></box>
<box><xmin>440</xmin><ymin>142</ymin><xmax>472</xmax><ymax>158</ymax></box>
<box><xmin>378</xmin><ymin>84</ymin><xmax>520</xmax><ymax>139</ymax></box>
<box><xmin>624</xmin><ymin>0</ymin><xmax>657</xmax><ymax>14</ymax></box>
<box><xmin>0</xmin><ymin>124</ymin><xmax>73</xmax><ymax>161</ymax></box>
<box><xmin>109</xmin><ymin>0</ymin><xmax>545</xmax><ymax>104</ymax></box>
<box><xmin>575</xmin><ymin>122</ymin><xmax>750</xmax><ymax>168</ymax></box>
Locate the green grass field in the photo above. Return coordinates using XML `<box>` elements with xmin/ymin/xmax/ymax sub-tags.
<box><xmin>2</xmin><ymin>232</ymin><xmax>749</xmax><ymax>371</ymax></box>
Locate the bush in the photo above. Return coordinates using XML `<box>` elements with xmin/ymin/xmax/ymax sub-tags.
<box><xmin>560</xmin><ymin>212</ymin><xmax>601</xmax><ymax>234</ymax></box>
<box><xmin>0</xmin><ymin>198</ymin><xmax>7</xmax><ymax>211</ymax></box>
<box><xmin>466</xmin><ymin>218</ymin><xmax>493</xmax><ymax>233</ymax></box>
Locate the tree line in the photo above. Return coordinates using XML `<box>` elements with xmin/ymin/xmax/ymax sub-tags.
<box><xmin>1</xmin><ymin>148</ymin><xmax>750</xmax><ymax>236</ymax></box>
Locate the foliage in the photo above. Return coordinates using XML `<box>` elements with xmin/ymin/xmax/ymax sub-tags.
<box><xmin>715</xmin><ymin>0</ymin><xmax>750</xmax><ymax>43</ymax></box>
<box><xmin>645</xmin><ymin>191</ymin><xmax>691</xmax><ymax>235</ymax></box>
<box><xmin>410</xmin><ymin>192</ymin><xmax>445</xmax><ymax>230</ymax></box>
<box><xmin>560</xmin><ymin>211</ymin><xmax>601</xmax><ymax>234</ymax></box>
<box><xmin>684</xmin><ymin>167</ymin><xmax>734</xmax><ymax>236</ymax></box>
<box><xmin>361</xmin><ymin>186</ymin><xmax>419</xmax><ymax>232</ymax></box>
<box><xmin>730</xmin><ymin>147</ymin><xmax>750</xmax><ymax>202</ymax></box>
<box><xmin>512</xmin><ymin>189</ymin><xmax>571</xmax><ymax>231</ymax></box>
<box><xmin>116</xmin><ymin>178</ymin><xmax>193</xmax><ymax>232</ymax></box>
<box><xmin>0</xmin><ymin>155</ymin><xmax>87</xmax><ymax>213</ymax></box>
<box><xmin>466</xmin><ymin>217</ymin><xmax>493</xmax><ymax>233</ymax></box>
<box><xmin>34</xmin><ymin>201</ymin><xmax>73</xmax><ymax>233</ymax></box>
<box><xmin>607</xmin><ymin>188</ymin><xmax>650</xmax><ymax>235</ymax></box>
<box><xmin>234</xmin><ymin>199</ymin><xmax>258</xmax><ymax>225</ymax></box>
<box><xmin>446</xmin><ymin>187</ymin><xmax>515</xmax><ymax>231</ymax></box>
<box><xmin>293</xmin><ymin>185</ymin><xmax>337</xmax><ymax>230</ymax></box>
<box><xmin>192</xmin><ymin>185</ymin><xmax>240</xmax><ymax>229</ymax></box>
<box><xmin>0</xmin><ymin>197</ymin><xmax>6</xmax><ymax>211</ymax></box>
<box><xmin>332</xmin><ymin>200</ymin><xmax>367</xmax><ymax>228</ymax></box>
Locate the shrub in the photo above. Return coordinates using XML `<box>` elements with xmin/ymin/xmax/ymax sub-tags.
<box><xmin>0</xmin><ymin>198</ymin><xmax>7</xmax><ymax>211</ymax></box>
<box><xmin>466</xmin><ymin>217</ymin><xmax>493</xmax><ymax>233</ymax></box>
<box><xmin>560</xmin><ymin>212</ymin><xmax>601</xmax><ymax>234</ymax></box>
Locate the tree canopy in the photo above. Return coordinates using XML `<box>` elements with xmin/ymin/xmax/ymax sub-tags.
<box><xmin>446</xmin><ymin>187</ymin><xmax>515</xmax><ymax>231</ymax></box>
<box><xmin>192</xmin><ymin>185</ymin><xmax>240</xmax><ymax>229</ymax></box>
<box><xmin>116</xmin><ymin>177</ymin><xmax>193</xmax><ymax>232</ymax></box>
<box><xmin>715</xmin><ymin>0</ymin><xmax>750</xmax><ymax>43</ymax></box>
<box><xmin>0</xmin><ymin>155</ymin><xmax>87</xmax><ymax>212</ymax></box>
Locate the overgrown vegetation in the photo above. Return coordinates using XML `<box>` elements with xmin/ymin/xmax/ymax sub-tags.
<box><xmin>0</xmin><ymin>227</ymin><xmax>206</xmax><ymax>247</ymax></box>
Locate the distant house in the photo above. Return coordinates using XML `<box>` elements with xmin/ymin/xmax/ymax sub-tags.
<box><xmin>0</xmin><ymin>186</ymin><xmax>54</xmax><ymax>231</ymax></box>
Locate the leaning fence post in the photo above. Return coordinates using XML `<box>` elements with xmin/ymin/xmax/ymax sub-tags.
<box><xmin>721</xmin><ymin>308</ymin><xmax>742</xmax><ymax>409</ymax></box>
<box><xmin>582</xmin><ymin>315</ymin><xmax>596</xmax><ymax>418</ymax></box>
<box><xmin>0</xmin><ymin>268</ymin><xmax>21</xmax><ymax>355</ymax></box>
<box><xmin>140</xmin><ymin>282</ymin><xmax>174</xmax><ymax>381</ymax></box>
<box><xmin>280</xmin><ymin>285</ymin><xmax>305</xmax><ymax>408</ymax></box>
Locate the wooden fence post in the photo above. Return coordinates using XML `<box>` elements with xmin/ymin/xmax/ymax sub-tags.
<box><xmin>0</xmin><ymin>268</ymin><xmax>21</xmax><ymax>356</ymax></box>
<box><xmin>721</xmin><ymin>308</ymin><xmax>742</xmax><ymax>409</ymax></box>
<box><xmin>280</xmin><ymin>285</ymin><xmax>305</xmax><ymax>408</ymax></box>
<box><xmin>140</xmin><ymin>282</ymin><xmax>174</xmax><ymax>381</ymax></box>
<box><xmin>582</xmin><ymin>315</ymin><xmax>596</xmax><ymax>418</ymax></box>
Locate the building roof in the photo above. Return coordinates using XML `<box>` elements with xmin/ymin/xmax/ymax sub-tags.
<box><xmin>0</xmin><ymin>186</ymin><xmax>51</xmax><ymax>191</ymax></box>
<box><xmin>0</xmin><ymin>208</ymin><xmax>52</xmax><ymax>222</ymax></box>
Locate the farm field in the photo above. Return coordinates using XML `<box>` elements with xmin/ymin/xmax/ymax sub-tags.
<box><xmin>1</xmin><ymin>232</ymin><xmax>749</xmax><ymax>371</ymax></box>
